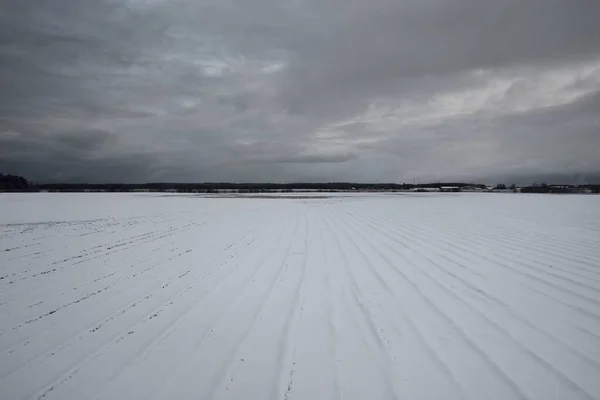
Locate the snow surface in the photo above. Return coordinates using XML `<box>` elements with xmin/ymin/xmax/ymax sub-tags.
<box><xmin>1</xmin><ymin>192</ymin><xmax>600</xmax><ymax>400</ymax></box>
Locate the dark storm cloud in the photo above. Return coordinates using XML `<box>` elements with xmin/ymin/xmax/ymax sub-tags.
<box><xmin>1</xmin><ymin>0</ymin><xmax>599</xmax><ymax>183</ymax></box>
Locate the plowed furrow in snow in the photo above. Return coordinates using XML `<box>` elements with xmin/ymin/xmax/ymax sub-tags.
<box><xmin>1</xmin><ymin>193</ymin><xmax>599</xmax><ymax>400</ymax></box>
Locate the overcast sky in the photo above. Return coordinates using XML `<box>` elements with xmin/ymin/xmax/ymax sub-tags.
<box><xmin>1</xmin><ymin>0</ymin><xmax>599</xmax><ymax>184</ymax></box>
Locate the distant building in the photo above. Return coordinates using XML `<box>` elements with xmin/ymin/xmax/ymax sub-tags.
<box><xmin>461</xmin><ymin>186</ymin><xmax>483</xmax><ymax>192</ymax></box>
<box><xmin>440</xmin><ymin>186</ymin><xmax>460</xmax><ymax>192</ymax></box>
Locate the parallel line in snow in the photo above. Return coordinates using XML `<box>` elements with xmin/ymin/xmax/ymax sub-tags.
<box><xmin>353</xmin><ymin>213</ymin><xmax>598</xmax><ymax>400</ymax></box>
<box><xmin>334</xmin><ymin>212</ymin><xmax>531</xmax><ymax>400</ymax></box>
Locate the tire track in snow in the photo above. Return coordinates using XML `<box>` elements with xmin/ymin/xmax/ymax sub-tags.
<box><xmin>441</xmin><ymin>223</ymin><xmax>600</xmax><ymax>287</ymax></box>
<box><xmin>134</xmin><ymin>219</ymin><xmax>290</xmax><ymax>397</ymax></box>
<box><xmin>330</xmin><ymin>213</ymin><xmax>469</xmax><ymax>399</ymax></box>
<box><xmin>3</xmin><ymin>223</ymin><xmax>270</xmax><ymax>398</ymax></box>
<box><xmin>468</xmin><ymin>221</ymin><xmax>599</xmax><ymax>262</ymax></box>
<box><xmin>1</xmin><ymin>220</ymin><xmax>191</xmax><ymax>304</ymax></box>
<box><xmin>272</xmin><ymin>211</ymin><xmax>309</xmax><ymax>400</ymax></box>
<box><xmin>334</xmin><ymin>213</ymin><xmax>476</xmax><ymax>397</ymax></box>
<box><xmin>352</xmin><ymin>212</ymin><xmax>598</xmax><ymax>400</ymax></box>
<box><xmin>90</xmin><ymin>225</ymin><xmax>272</xmax><ymax>399</ymax></box>
<box><xmin>5</xmin><ymin>222</ymin><xmax>185</xmax><ymax>283</ymax></box>
<box><xmin>27</xmin><ymin>230</ymin><xmax>262</xmax><ymax>398</ymax></box>
<box><xmin>2</xmin><ymin>193</ymin><xmax>599</xmax><ymax>400</ymax></box>
<box><xmin>370</xmin><ymin>214</ymin><xmax>488</xmax><ymax>281</ymax></box>
<box><xmin>325</xmin><ymin>213</ymin><xmax>400</xmax><ymax>400</ymax></box>
<box><xmin>200</xmin><ymin>212</ymin><xmax>310</xmax><ymax>400</ymax></box>
<box><xmin>375</xmin><ymin>213</ymin><xmax>600</xmax><ymax>313</ymax></box>
<box><xmin>141</xmin><ymin>212</ymin><xmax>300</xmax><ymax>400</ymax></box>
<box><xmin>367</xmin><ymin>214</ymin><xmax>600</xmax><ymax>370</ymax></box>
<box><xmin>432</xmin><ymin>218</ymin><xmax>600</xmax><ymax>277</ymax></box>
<box><xmin>318</xmin><ymin>214</ymin><xmax>342</xmax><ymax>400</ymax></box>
<box><xmin>4</xmin><ymin>219</ymin><xmax>204</xmax><ymax>310</ymax></box>
<box><xmin>334</xmin><ymin>212</ymin><xmax>531</xmax><ymax>400</ymax></box>
<box><xmin>0</xmin><ymin>247</ymin><xmax>196</xmax><ymax>383</ymax></box>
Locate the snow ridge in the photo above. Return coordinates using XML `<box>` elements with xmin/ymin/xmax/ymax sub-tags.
<box><xmin>1</xmin><ymin>192</ymin><xmax>599</xmax><ymax>400</ymax></box>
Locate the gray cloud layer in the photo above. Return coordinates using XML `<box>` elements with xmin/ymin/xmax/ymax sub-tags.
<box><xmin>1</xmin><ymin>0</ymin><xmax>599</xmax><ymax>184</ymax></box>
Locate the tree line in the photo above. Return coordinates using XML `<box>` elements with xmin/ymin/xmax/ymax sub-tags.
<box><xmin>1</xmin><ymin>175</ymin><xmax>486</xmax><ymax>192</ymax></box>
<box><xmin>1</xmin><ymin>173</ymin><xmax>598</xmax><ymax>193</ymax></box>
<box><xmin>33</xmin><ymin>181</ymin><xmax>486</xmax><ymax>192</ymax></box>
<box><xmin>0</xmin><ymin>174</ymin><xmax>29</xmax><ymax>190</ymax></box>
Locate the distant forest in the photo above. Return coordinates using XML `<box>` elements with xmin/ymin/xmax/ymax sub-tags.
<box><xmin>0</xmin><ymin>174</ymin><xmax>30</xmax><ymax>190</ymax></box>
<box><xmin>1</xmin><ymin>173</ymin><xmax>599</xmax><ymax>193</ymax></box>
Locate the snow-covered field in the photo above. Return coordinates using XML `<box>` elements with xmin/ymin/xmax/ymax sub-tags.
<box><xmin>1</xmin><ymin>192</ymin><xmax>599</xmax><ymax>400</ymax></box>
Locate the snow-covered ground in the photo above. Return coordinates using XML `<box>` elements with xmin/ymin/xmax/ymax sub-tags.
<box><xmin>1</xmin><ymin>192</ymin><xmax>599</xmax><ymax>400</ymax></box>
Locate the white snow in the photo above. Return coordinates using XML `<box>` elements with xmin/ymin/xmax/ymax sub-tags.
<box><xmin>1</xmin><ymin>192</ymin><xmax>599</xmax><ymax>400</ymax></box>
